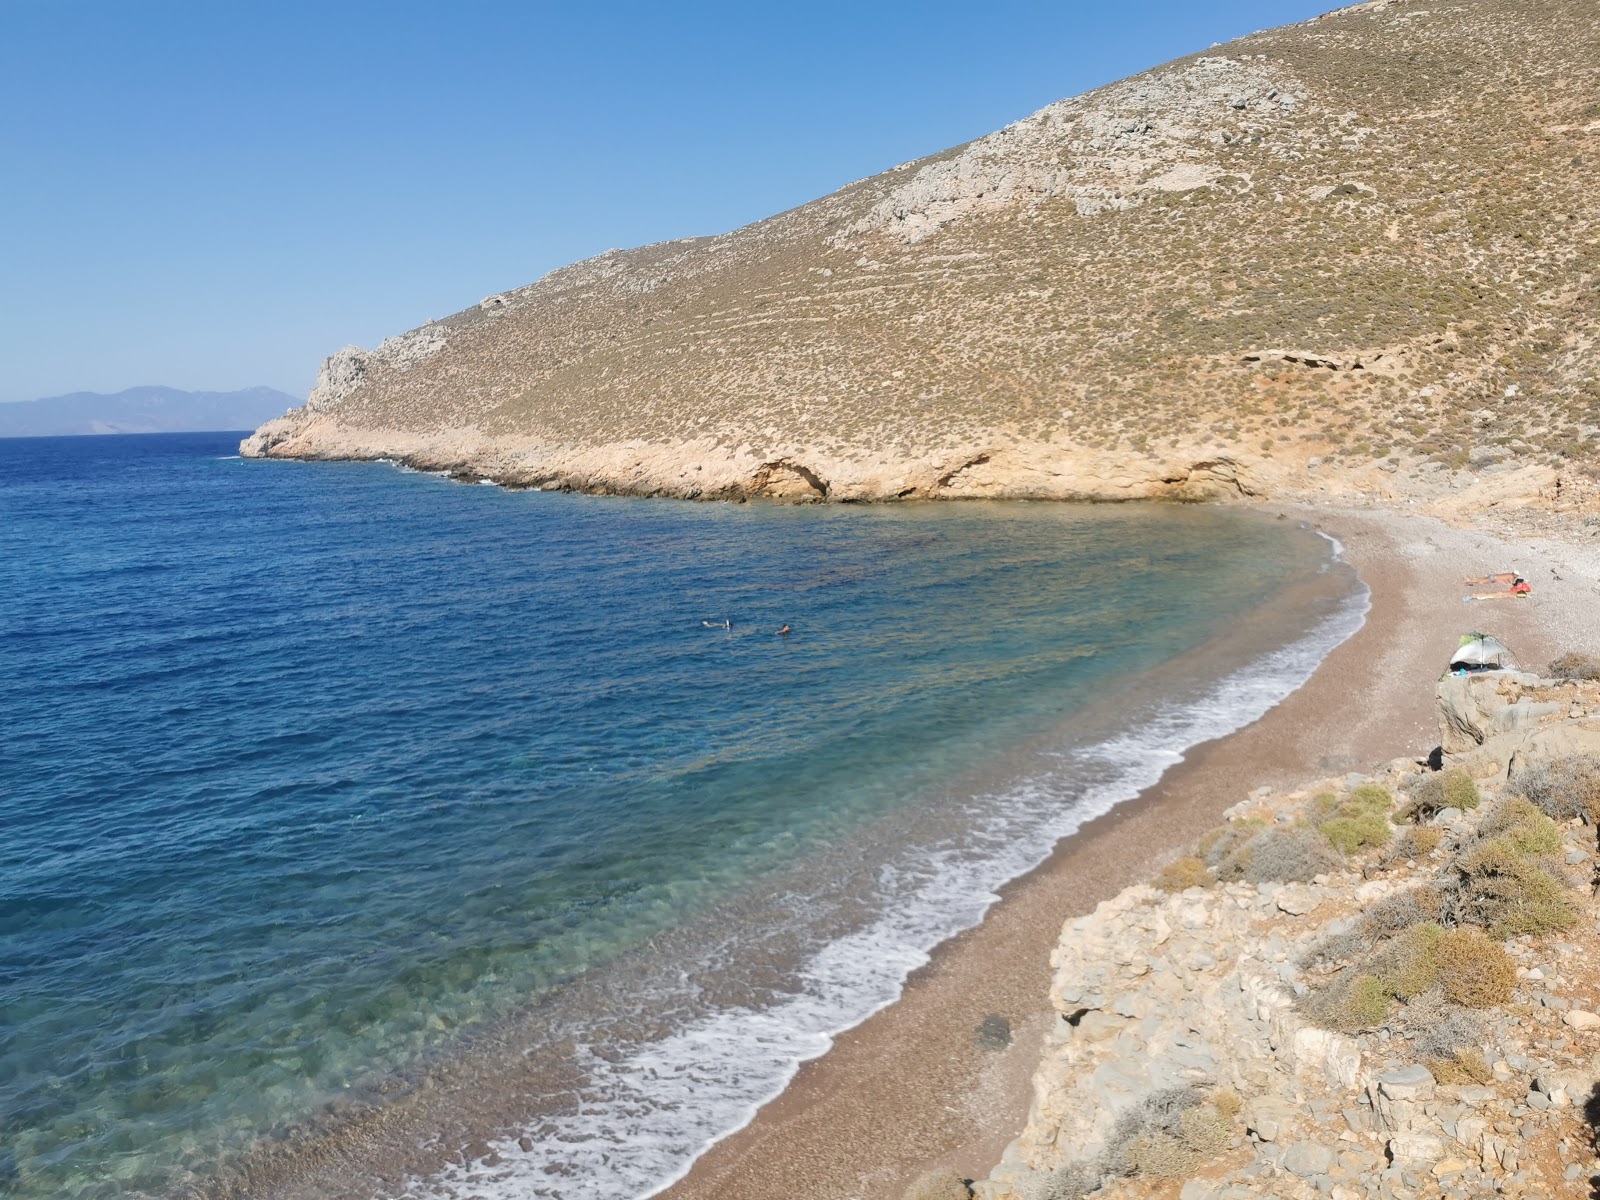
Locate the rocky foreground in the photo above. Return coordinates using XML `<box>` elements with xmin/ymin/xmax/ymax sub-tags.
<box><xmin>890</xmin><ymin>665</ymin><xmax>1600</xmax><ymax>1200</ymax></box>
<box><xmin>244</xmin><ymin>0</ymin><xmax>1600</xmax><ymax>512</ymax></box>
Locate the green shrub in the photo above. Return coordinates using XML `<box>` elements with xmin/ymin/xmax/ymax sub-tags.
<box><xmin>1434</xmin><ymin>927</ymin><xmax>1516</xmax><ymax>1007</ymax></box>
<box><xmin>1441</xmin><ymin>798</ymin><xmax>1580</xmax><ymax>938</ymax></box>
<box><xmin>1451</xmin><ymin>836</ymin><xmax>1578</xmax><ymax>937</ymax></box>
<box><xmin>1374</xmin><ymin>922</ymin><xmax>1444</xmax><ymax>998</ymax></box>
<box><xmin>1443</xmin><ymin>769</ymin><xmax>1482</xmax><ymax>811</ymax></box>
<box><xmin>1347</xmin><ymin>973</ymin><xmax>1394</xmax><ymax>1026</ymax></box>
<box><xmin>1154</xmin><ymin>856</ymin><xmax>1214</xmax><ymax>892</ymax></box>
<box><xmin>1322</xmin><ymin>812</ymin><xmax>1392</xmax><ymax>854</ymax></box>
<box><xmin>1303</xmin><ymin>971</ymin><xmax>1393</xmax><ymax>1031</ymax></box>
<box><xmin>1347</xmin><ymin>783</ymin><xmax>1396</xmax><ymax>816</ymax></box>
<box><xmin>1478</xmin><ymin>796</ymin><xmax>1562</xmax><ymax>854</ymax></box>
<box><xmin>1317</xmin><ymin>784</ymin><xmax>1393</xmax><ymax>854</ymax></box>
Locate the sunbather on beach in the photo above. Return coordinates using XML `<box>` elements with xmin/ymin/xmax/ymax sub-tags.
<box><xmin>1463</xmin><ymin>570</ymin><xmax>1521</xmax><ymax>586</ymax></box>
<box><xmin>1465</xmin><ymin>577</ymin><xmax>1532</xmax><ymax>601</ymax></box>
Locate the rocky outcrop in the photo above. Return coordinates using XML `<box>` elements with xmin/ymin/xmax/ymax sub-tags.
<box><xmin>975</xmin><ymin>679</ymin><xmax>1600</xmax><ymax>1200</ymax></box>
<box><xmin>1438</xmin><ymin>672</ymin><xmax>1600</xmax><ymax>780</ymax></box>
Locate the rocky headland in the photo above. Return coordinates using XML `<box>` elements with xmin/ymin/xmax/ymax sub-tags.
<box><xmin>937</xmin><ymin>666</ymin><xmax>1600</xmax><ymax>1200</ymax></box>
<box><xmin>244</xmin><ymin>0</ymin><xmax>1600</xmax><ymax>518</ymax></box>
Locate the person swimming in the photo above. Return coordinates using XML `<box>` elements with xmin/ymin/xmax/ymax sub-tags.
<box><xmin>776</xmin><ymin>624</ymin><xmax>790</xmax><ymax>636</ymax></box>
<box><xmin>702</xmin><ymin>618</ymin><xmax>731</xmax><ymax>629</ymax></box>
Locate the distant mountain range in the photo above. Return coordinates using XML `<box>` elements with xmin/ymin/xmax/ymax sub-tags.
<box><xmin>0</xmin><ymin>386</ymin><xmax>299</xmax><ymax>438</ymax></box>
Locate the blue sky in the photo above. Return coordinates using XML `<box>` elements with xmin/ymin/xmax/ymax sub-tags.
<box><xmin>0</xmin><ymin>0</ymin><xmax>1330</xmax><ymax>404</ymax></box>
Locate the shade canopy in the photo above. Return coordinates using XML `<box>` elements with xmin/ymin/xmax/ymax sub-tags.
<box><xmin>1450</xmin><ymin>632</ymin><xmax>1512</xmax><ymax>669</ymax></box>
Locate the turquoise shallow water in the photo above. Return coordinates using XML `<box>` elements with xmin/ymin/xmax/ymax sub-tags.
<box><xmin>0</xmin><ymin>434</ymin><xmax>1362</xmax><ymax>1199</ymax></box>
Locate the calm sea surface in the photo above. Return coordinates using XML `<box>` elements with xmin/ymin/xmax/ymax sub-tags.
<box><xmin>0</xmin><ymin>433</ymin><xmax>1364</xmax><ymax>1199</ymax></box>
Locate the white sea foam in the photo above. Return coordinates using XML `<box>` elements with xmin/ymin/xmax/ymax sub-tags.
<box><xmin>410</xmin><ymin>546</ymin><xmax>1370</xmax><ymax>1200</ymax></box>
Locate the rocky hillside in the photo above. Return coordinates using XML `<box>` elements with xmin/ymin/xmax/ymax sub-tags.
<box><xmin>947</xmin><ymin>663</ymin><xmax>1600</xmax><ymax>1200</ymax></box>
<box><xmin>246</xmin><ymin>0</ymin><xmax>1600</xmax><ymax>508</ymax></box>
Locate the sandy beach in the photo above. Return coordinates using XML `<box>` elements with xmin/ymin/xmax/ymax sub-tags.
<box><xmin>658</xmin><ymin>503</ymin><xmax>1598</xmax><ymax>1200</ymax></box>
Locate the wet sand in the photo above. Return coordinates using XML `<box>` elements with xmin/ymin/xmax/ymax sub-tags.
<box><xmin>658</xmin><ymin>506</ymin><xmax>1571</xmax><ymax>1200</ymax></box>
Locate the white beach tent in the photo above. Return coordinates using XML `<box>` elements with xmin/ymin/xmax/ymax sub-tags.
<box><xmin>1449</xmin><ymin>632</ymin><xmax>1513</xmax><ymax>671</ymax></box>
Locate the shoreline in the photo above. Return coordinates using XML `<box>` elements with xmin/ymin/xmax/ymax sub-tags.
<box><xmin>654</xmin><ymin>503</ymin><xmax>1576</xmax><ymax>1200</ymax></box>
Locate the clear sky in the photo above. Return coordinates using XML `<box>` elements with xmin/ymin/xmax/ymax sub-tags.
<box><xmin>0</xmin><ymin>0</ymin><xmax>1331</xmax><ymax>405</ymax></box>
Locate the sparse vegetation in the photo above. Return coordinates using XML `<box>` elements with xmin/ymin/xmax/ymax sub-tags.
<box><xmin>1548</xmin><ymin>652</ymin><xmax>1600</xmax><ymax>681</ymax></box>
<box><xmin>1397</xmin><ymin>768</ymin><xmax>1480</xmax><ymax>822</ymax></box>
<box><xmin>1153</xmin><ymin>856</ymin><xmax>1215</xmax><ymax>892</ymax></box>
<box><xmin>1319</xmin><ymin>783</ymin><xmax>1394</xmax><ymax>854</ymax></box>
<box><xmin>1514</xmin><ymin>756</ymin><xmax>1600</xmax><ymax>822</ymax></box>
<box><xmin>1234</xmin><ymin>827</ymin><xmax>1343</xmax><ymax>883</ymax></box>
<box><xmin>1433</xmin><ymin>927</ymin><xmax>1517</xmax><ymax>1008</ymax></box>
<box><xmin>246</xmin><ymin>0</ymin><xmax>1600</xmax><ymax>504</ymax></box>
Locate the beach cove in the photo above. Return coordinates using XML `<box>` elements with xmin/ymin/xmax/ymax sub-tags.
<box><xmin>656</xmin><ymin>501</ymin><xmax>1600</xmax><ymax>1200</ymax></box>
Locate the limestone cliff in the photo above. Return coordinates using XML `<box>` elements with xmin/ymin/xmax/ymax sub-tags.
<box><xmin>246</xmin><ymin>0</ymin><xmax>1600</xmax><ymax>511</ymax></box>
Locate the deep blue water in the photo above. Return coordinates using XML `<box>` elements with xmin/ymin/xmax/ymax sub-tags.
<box><xmin>0</xmin><ymin>433</ymin><xmax>1361</xmax><ymax>1199</ymax></box>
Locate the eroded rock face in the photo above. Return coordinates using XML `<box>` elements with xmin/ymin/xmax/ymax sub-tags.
<box><xmin>1438</xmin><ymin>672</ymin><xmax>1600</xmax><ymax>779</ymax></box>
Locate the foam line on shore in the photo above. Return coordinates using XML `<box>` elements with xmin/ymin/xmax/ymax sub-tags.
<box><xmin>410</xmin><ymin>540</ymin><xmax>1370</xmax><ymax>1200</ymax></box>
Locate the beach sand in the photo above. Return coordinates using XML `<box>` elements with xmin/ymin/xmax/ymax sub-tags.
<box><xmin>658</xmin><ymin>505</ymin><xmax>1595</xmax><ymax>1200</ymax></box>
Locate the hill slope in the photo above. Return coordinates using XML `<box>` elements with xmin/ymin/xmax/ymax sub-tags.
<box><xmin>5</xmin><ymin>386</ymin><xmax>296</xmax><ymax>438</ymax></box>
<box><xmin>244</xmin><ymin>0</ymin><xmax>1600</xmax><ymax>510</ymax></box>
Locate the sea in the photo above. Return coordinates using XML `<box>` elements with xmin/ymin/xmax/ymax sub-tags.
<box><xmin>0</xmin><ymin>432</ymin><xmax>1367</xmax><ymax>1199</ymax></box>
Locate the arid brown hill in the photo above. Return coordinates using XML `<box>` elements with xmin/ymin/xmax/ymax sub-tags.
<box><xmin>244</xmin><ymin>0</ymin><xmax>1600</xmax><ymax>509</ymax></box>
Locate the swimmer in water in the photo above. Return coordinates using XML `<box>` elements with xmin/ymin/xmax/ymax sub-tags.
<box><xmin>776</xmin><ymin>624</ymin><xmax>791</xmax><ymax>636</ymax></box>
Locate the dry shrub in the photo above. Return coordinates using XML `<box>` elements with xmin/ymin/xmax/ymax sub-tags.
<box><xmin>1241</xmin><ymin>827</ymin><xmax>1342</xmax><ymax>883</ymax></box>
<box><xmin>1302</xmin><ymin>970</ymin><xmax>1392</xmax><ymax>1032</ymax></box>
<box><xmin>1434</xmin><ymin>927</ymin><xmax>1516</xmax><ymax>1008</ymax></box>
<box><xmin>1397</xmin><ymin>768</ymin><xmax>1480</xmax><ymax>822</ymax></box>
<box><xmin>1427</xmin><ymin>1047</ymin><xmax>1495</xmax><ymax>1085</ymax></box>
<box><xmin>1549</xmin><ymin>651</ymin><xmax>1600</xmax><ymax>680</ymax></box>
<box><xmin>1201</xmin><ymin>819</ymin><xmax>1266</xmax><ymax>875</ymax></box>
<box><xmin>1447</xmin><ymin>836</ymin><xmax>1577</xmax><ymax>937</ymax></box>
<box><xmin>1383</xmin><ymin>825</ymin><xmax>1443</xmax><ymax>866</ymax></box>
<box><xmin>1104</xmin><ymin>1086</ymin><xmax>1209</xmax><ymax>1178</ymax></box>
<box><xmin>1441</xmin><ymin>798</ymin><xmax>1579</xmax><ymax>938</ymax></box>
<box><xmin>1179</xmin><ymin>1105</ymin><xmax>1231</xmax><ymax>1156</ymax></box>
<box><xmin>1124</xmin><ymin>1131</ymin><xmax>1196</xmax><ymax>1179</ymax></box>
<box><xmin>1515</xmin><ymin>756</ymin><xmax>1600</xmax><ymax>822</ymax></box>
<box><xmin>1396</xmin><ymin>989</ymin><xmax>1483</xmax><ymax>1059</ymax></box>
<box><xmin>903</xmin><ymin>1169</ymin><xmax>972</xmax><ymax>1200</ymax></box>
<box><xmin>1015</xmin><ymin>1164</ymin><xmax>1099</xmax><ymax>1200</ymax></box>
<box><xmin>1154</xmin><ymin>856</ymin><xmax>1214</xmax><ymax>892</ymax></box>
<box><xmin>1210</xmin><ymin>1087</ymin><xmax>1242</xmax><ymax>1121</ymax></box>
